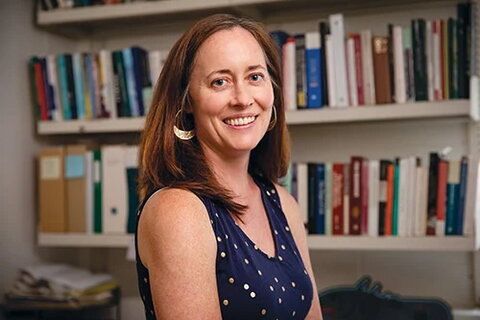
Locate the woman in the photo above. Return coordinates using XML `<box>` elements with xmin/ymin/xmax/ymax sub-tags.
<box><xmin>136</xmin><ymin>14</ymin><xmax>323</xmax><ymax>319</ymax></box>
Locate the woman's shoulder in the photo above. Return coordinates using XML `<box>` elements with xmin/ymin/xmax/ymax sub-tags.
<box><xmin>137</xmin><ymin>187</ymin><xmax>216</xmax><ymax>268</ymax></box>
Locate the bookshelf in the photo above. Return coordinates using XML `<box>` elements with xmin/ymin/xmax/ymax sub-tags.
<box><xmin>37</xmin><ymin>99</ymin><xmax>473</xmax><ymax>134</ymax></box>
<box><xmin>33</xmin><ymin>0</ymin><xmax>480</xmax><ymax>314</ymax></box>
<box><xmin>38</xmin><ymin>233</ymin><xmax>476</xmax><ymax>251</ymax></box>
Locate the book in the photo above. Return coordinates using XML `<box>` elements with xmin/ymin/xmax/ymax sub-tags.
<box><xmin>38</xmin><ymin>147</ymin><xmax>66</xmax><ymax>233</ymax></box>
<box><xmin>65</xmin><ymin>145</ymin><xmax>87</xmax><ymax>233</ymax></box>
<box><xmin>102</xmin><ymin>145</ymin><xmax>127</xmax><ymax>234</ymax></box>
<box><xmin>436</xmin><ymin>160</ymin><xmax>448</xmax><ymax>236</ymax></box>
<box><xmin>305</xmin><ymin>32</ymin><xmax>323</xmax><ymax>108</ymax></box>
<box><xmin>426</xmin><ymin>153</ymin><xmax>440</xmax><ymax>235</ymax></box>
<box><xmin>412</xmin><ymin>19</ymin><xmax>428</xmax><ymax>101</ymax></box>
<box><xmin>349</xmin><ymin>157</ymin><xmax>363</xmax><ymax>235</ymax></box>
<box><xmin>372</xmin><ymin>37</ymin><xmax>392</xmax><ymax>104</ymax></box>
<box><xmin>368</xmin><ymin>160</ymin><xmax>379</xmax><ymax>237</ymax></box>
<box><xmin>329</xmin><ymin>14</ymin><xmax>349</xmax><ymax>107</ymax></box>
<box><xmin>282</xmin><ymin>38</ymin><xmax>297</xmax><ymax>110</ymax></box>
<box><xmin>332</xmin><ymin>163</ymin><xmax>344</xmax><ymax>235</ymax></box>
<box><xmin>294</xmin><ymin>34</ymin><xmax>307</xmax><ymax>109</ymax></box>
<box><xmin>360</xmin><ymin>30</ymin><xmax>376</xmax><ymax>105</ymax></box>
<box><xmin>445</xmin><ymin>160</ymin><xmax>460</xmax><ymax>235</ymax></box>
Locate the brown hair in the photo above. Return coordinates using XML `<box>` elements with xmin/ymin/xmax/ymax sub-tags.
<box><xmin>138</xmin><ymin>13</ymin><xmax>290</xmax><ymax>215</ymax></box>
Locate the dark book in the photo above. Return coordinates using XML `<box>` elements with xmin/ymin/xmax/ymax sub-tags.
<box><xmin>40</xmin><ymin>58</ymin><xmax>54</xmax><ymax>120</ymax></box>
<box><xmin>316</xmin><ymin>164</ymin><xmax>325</xmax><ymax>235</ymax></box>
<box><xmin>372</xmin><ymin>36</ymin><xmax>392</xmax><ymax>104</ymax></box>
<box><xmin>412</xmin><ymin>19</ymin><xmax>428</xmax><ymax>101</ymax></box>
<box><xmin>294</xmin><ymin>34</ymin><xmax>307</xmax><ymax>109</ymax></box>
<box><xmin>270</xmin><ymin>30</ymin><xmax>290</xmax><ymax>58</ymax></box>
<box><xmin>464</xmin><ymin>2</ymin><xmax>472</xmax><ymax>98</ymax></box>
<box><xmin>426</xmin><ymin>153</ymin><xmax>440</xmax><ymax>235</ymax></box>
<box><xmin>28</xmin><ymin>57</ymin><xmax>41</xmax><ymax>120</ymax></box>
<box><xmin>349</xmin><ymin>156</ymin><xmax>363</xmax><ymax>235</ymax></box>
<box><xmin>132</xmin><ymin>46</ymin><xmax>152</xmax><ymax>116</ymax></box>
<box><xmin>319</xmin><ymin>22</ymin><xmax>329</xmax><ymax>106</ymax></box>
<box><xmin>455</xmin><ymin>156</ymin><xmax>468</xmax><ymax>235</ymax></box>
<box><xmin>307</xmin><ymin>163</ymin><xmax>318</xmax><ymax>234</ymax></box>
<box><xmin>112</xmin><ymin>51</ymin><xmax>131</xmax><ymax>117</ymax></box>
<box><xmin>64</xmin><ymin>54</ymin><xmax>78</xmax><ymax>119</ymax></box>
<box><xmin>127</xmin><ymin>168</ymin><xmax>139</xmax><ymax>234</ymax></box>
<box><xmin>457</xmin><ymin>3</ymin><xmax>468</xmax><ymax>98</ymax></box>
<box><xmin>448</xmin><ymin>18</ymin><xmax>459</xmax><ymax>99</ymax></box>
<box><xmin>387</xmin><ymin>24</ymin><xmax>396</xmax><ymax>102</ymax></box>
<box><xmin>378</xmin><ymin>160</ymin><xmax>391</xmax><ymax>236</ymax></box>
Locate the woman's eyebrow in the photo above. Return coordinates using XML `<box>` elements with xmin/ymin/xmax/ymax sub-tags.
<box><xmin>206</xmin><ymin>65</ymin><xmax>266</xmax><ymax>78</ymax></box>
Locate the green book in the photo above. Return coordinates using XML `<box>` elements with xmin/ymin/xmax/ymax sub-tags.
<box><xmin>392</xmin><ymin>159</ymin><xmax>400</xmax><ymax>236</ymax></box>
<box><xmin>127</xmin><ymin>168</ymin><xmax>139</xmax><ymax>234</ymax></box>
<box><xmin>29</xmin><ymin>57</ymin><xmax>41</xmax><ymax>120</ymax></box>
<box><xmin>93</xmin><ymin>149</ymin><xmax>102</xmax><ymax>233</ymax></box>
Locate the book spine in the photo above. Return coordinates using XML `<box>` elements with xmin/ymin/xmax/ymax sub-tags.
<box><xmin>385</xmin><ymin>163</ymin><xmax>395</xmax><ymax>235</ymax></box>
<box><xmin>294</xmin><ymin>34</ymin><xmax>307</xmax><ymax>109</ymax></box>
<box><xmin>40</xmin><ymin>58</ymin><xmax>54</xmax><ymax>120</ymax></box>
<box><xmin>412</xmin><ymin>19</ymin><xmax>428</xmax><ymax>101</ymax></box>
<box><xmin>316</xmin><ymin>163</ymin><xmax>325</xmax><ymax>235</ymax></box>
<box><xmin>372</xmin><ymin>37</ymin><xmax>392</xmax><ymax>104</ymax></box>
<box><xmin>455</xmin><ymin>157</ymin><xmax>468</xmax><ymax>235</ymax></box>
<box><xmin>307</xmin><ymin>163</ymin><xmax>318</xmax><ymax>234</ymax></box>
<box><xmin>325</xmin><ymin>35</ymin><xmax>337</xmax><ymax>107</ymax></box>
<box><xmin>361</xmin><ymin>30</ymin><xmax>376</xmax><ymax>105</ymax></box>
<box><xmin>319</xmin><ymin>22</ymin><xmax>329</xmax><ymax>106</ymax></box>
<box><xmin>349</xmin><ymin>156</ymin><xmax>363</xmax><ymax>235</ymax></box>
<box><xmin>361</xmin><ymin>159</ymin><xmax>369</xmax><ymax>235</ymax></box>
<box><xmin>392</xmin><ymin>159</ymin><xmax>400</xmax><ymax>236</ymax></box>
<box><xmin>403</xmin><ymin>27</ymin><xmax>415</xmax><ymax>101</ymax></box>
<box><xmin>47</xmin><ymin>55</ymin><xmax>62</xmax><ymax>121</ymax></box>
<box><xmin>332</xmin><ymin>163</ymin><xmax>344</xmax><ymax>235</ymax></box>
<box><xmin>387</xmin><ymin>24</ymin><xmax>396</xmax><ymax>103</ymax></box>
<box><xmin>445</xmin><ymin>160</ymin><xmax>460</xmax><ymax>235</ymax></box>
<box><xmin>72</xmin><ymin>53</ymin><xmax>86</xmax><ymax>119</ymax></box>
<box><xmin>442</xmin><ymin>20</ymin><xmax>450</xmax><ymax>99</ymax></box>
<box><xmin>426</xmin><ymin>21</ymin><xmax>434</xmax><ymax>101</ymax></box>
<box><xmin>426</xmin><ymin>153</ymin><xmax>440</xmax><ymax>235</ymax></box>
<box><xmin>325</xmin><ymin>163</ymin><xmax>333</xmax><ymax>235</ymax></box>
<box><xmin>297</xmin><ymin>163</ymin><xmax>309</xmax><ymax>230</ymax></box>
<box><xmin>378</xmin><ymin>160</ymin><xmax>389</xmax><ymax>236</ymax></box>
<box><xmin>132</xmin><ymin>47</ymin><xmax>146</xmax><ymax>116</ymax></box>
<box><xmin>56</xmin><ymin>55</ymin><xmax>72</xmax><ymax>120</ymax></box>
<box><xmin>433</xmin><ymin>20</ymin><xmax>443</xmax><ymax>100</ymax></box>
<box><xmin>122</xmin><ymin>48</ymin><xmax>140</xmax><ymax>117</ymax></box>
<box><xmin>330</xmin><ymin>14</ymin><xmax>349</xmax><ymax>107</ymax></box>
<box><xmin>305</xmin><ymin>32</ymin><xmax>323</xmax><ymax>108</ymax></box>
<box><xmin>93</xmin><ymin>149</ymin><xmax>102</xmax><ymax>233</ymax></box>
<box><xmin>352</xmin><ymin>34</ymin><xmax>364</xmax><ymax>105</ymax></box>
<box><xmin>368</xmin><ymin>160</ymin><xmax>379</xmax><ymax>236</ymax></box>
<box><xmin>64</xmin><ymin>54</ymin><xmax>78</xmax><ymax>119</ymax></box>
<box><xmin>282</xmin><ymin>38</ymin><xmax>297</xmax><ymax>111</ymax></box>
<box><xmin>33</xmin><ymin>59</ymin><xmax>49</xmax><ymax>121</ymax></box>
<box><xmin>436</xmin><ymin>160</ymin><xmax>448</xmax><ymax>236</ymax></box>
<box><xmin>343</xmin><ymin>164</ymin><xmax>350</xmax><ymax>235</ymax></box>
<box><xmin>346</xmin><ymin>37</ymin><xmax>358</xmax><ymax>106</ymax></box>
<box><xmin>393</xmin><ymin>26</ymin><xmax>406</xmax><ymax>103</ymax></box>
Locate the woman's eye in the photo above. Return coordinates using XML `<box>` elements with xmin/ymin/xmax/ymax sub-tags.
<box><xmin>250</xmin><ymin>74</ymin><xmax>264</xmax><ymax>82</ymax></box>
<box><xmin>212</xmin><ymin>79</ymin><xmax>227</xmax><ymax>87</ymax></box>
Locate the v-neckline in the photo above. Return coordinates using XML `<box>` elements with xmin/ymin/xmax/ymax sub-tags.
<box><xmin>226</xmin><ymin>175</ymin><xmax>280</xmax><ymax>261</ymax></box>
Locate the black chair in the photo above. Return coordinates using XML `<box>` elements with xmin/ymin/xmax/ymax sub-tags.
<box><xmin>319</xmin><ymin>276</ymin><xmax>453</xmax><ymax>320</ymax></box>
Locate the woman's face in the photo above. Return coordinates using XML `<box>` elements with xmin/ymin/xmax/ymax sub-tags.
<box><xmin>188</xmin><ymin>27</ymin><xmax>275</xmax><ymax>159</ymax></box>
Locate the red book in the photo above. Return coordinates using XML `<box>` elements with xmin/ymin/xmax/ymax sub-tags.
<box><xmin>34</xmin><ymin>60</ymin><xmax>48</xmax><ymax>121</ymax></box>
<box><xmin>332</xmin><ymin>163</ymin><xmax>344</xmax><ymax>235</ymax></box>
<box><xmin>349</xmin><ymin>156</ymin><xmax>363</xmax><ymax>235</ymax></box>
<box><xmin>361</xmin><ymin>159</ymin><xmax>369</xmax><ymax>234</ymax></box>
<box><xmin>385</xmin><ymin>164</ymin><xmax>395</xmax><ymax>235</ymax></box>
<box><xmin>436</xmin><ymin>160</ymin><xmax>448</xmax><ymax>235</ymax></box>
<box><xmin>352</xmin><ymin>34</ymin><xmax>365</xmax><ymax>105</ymax></box>
<box><xmin>440</xmin><ymin>20</ymin><xmax>447</xmax><ymax>99</ymax></box>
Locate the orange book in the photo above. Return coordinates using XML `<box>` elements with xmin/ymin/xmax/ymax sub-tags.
<box><xmin>385</xmin><ymin>163</ymin><xmax>395</xmax><ymax>235</ymax></box>
<box><xmin>436</xmin><ymin>160</ymin><xmax>449</xmax><ymax>235</ymax></box>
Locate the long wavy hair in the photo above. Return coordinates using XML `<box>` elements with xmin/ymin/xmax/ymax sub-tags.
<box><xmin>138</xmin><ymin>13</ymin><xmax>290</xmax><ymax>216</ymax></box>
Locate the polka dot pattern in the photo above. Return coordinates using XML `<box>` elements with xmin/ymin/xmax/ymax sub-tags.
<box><xmin>135</xmin><ymin>175</ymin><xmax>313</xmax><ymax>320</ymax></box>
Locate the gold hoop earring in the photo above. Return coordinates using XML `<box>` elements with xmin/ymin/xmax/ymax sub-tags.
<box><xmin>267</xmin><ymin>105</ymin><xmax>277</xmax><ymax>131</ymax></box>
<box><xmin>173</xmin><ymin>109</ymin><xmax>195</xmax><ymax>140</ymax></box>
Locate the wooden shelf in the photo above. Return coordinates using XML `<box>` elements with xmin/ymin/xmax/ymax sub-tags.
<box><xmin>38</xmin><ymin>233</ymin><xmax>476</xmax><ymax>251</ymax></box>
<box><xmin>37</xmin><ymin>100</ymin><xmax>472</xmax><ymax>135</ymax></box>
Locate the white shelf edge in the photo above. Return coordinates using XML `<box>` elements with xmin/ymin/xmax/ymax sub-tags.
<box><xmin>286</xmin><ymin>100</ymin><xmax>470</xmax><ymax>125</ymax></box>
<box><xmin>37</xmin><ymin>100</ymin><xmax>471</xmax><ymax>135</ymax></box>
<box><xmin>307</xmin><ymin>235</ymin><xmax>476</xmax><ymax>251</ymax></box>
<box><xmin>37</xmin><ymin>0</ymin><xmax>282</xmax><ymax>25</ymax></box>
<box><xmin>37</xmin><ymin>117</ymin><xmax>145</xmax><ymax>134</ymax></box>
<box><xmin>38</xmin><ymin>233</ymin><xmax>133</xmax><ymax>248</ymax></box>
<box><xmin>38</xmin><ymin>233</ymin><xmax>475</xmax><ymax>251</ymax></box>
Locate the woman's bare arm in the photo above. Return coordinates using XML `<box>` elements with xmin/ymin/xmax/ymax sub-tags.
<box><xmin>137</xmin><ymin>188</ymin><xmax>222</xmax><ymax>319</ymax></box>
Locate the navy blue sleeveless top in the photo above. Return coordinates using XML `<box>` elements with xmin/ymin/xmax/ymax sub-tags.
<box><xmin>135</xmin><ymin>175</ymin><xmax>314</xmax><ymax>319</ymax></box>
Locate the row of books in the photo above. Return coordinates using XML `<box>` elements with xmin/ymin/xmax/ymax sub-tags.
<box><xmin>273</xmin><ymin>3</ymin><xmax>473</xmax><ymax>110</ymax></box>
<box><xmin>282</xmin><ymin>154</ymin><xmax>479</xmax><ymax>237</ymax></box>
<box><xmin>29</xmin><ymin>48</ymin><xmax>168</xmax><ymax>121</ymax></box>
<box><xmin>39</xmin><ymin>0</ymin><xmax>148</xmax><ymax>10</ymax></box>
<box><xmin>38</xmin><ymin>145</ymin><xmax>140</xmax><ymax>234</ymax></box>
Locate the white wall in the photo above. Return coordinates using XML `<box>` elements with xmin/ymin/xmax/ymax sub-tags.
<box><xmin>0</xmin><ymin>0</ymin><xmax>77</xmax><ymax>299</ymax></box>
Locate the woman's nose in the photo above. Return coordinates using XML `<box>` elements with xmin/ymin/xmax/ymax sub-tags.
<box><xmin>230</xmin><ymin>83</ymin><xmax>253</xmax><ymax>108</ymax></box>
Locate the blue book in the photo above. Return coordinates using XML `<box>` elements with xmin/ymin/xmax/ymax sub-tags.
<box><xmin>455</xmin><ymin>157</ymin><xmax>469</xmax><ymax>235</ymax></box>
<box><xmin>131</xmin><ymin>47</ymin><xmax>146</xmax><ymax>116</ymax></box>
<box><xmin>269</xmin><ymin>30</ymin><xmax>290</xmax><ymax>55</ymax></box>
<box><xmin>445</xmin><ymin>161</ymin><xmax>461</xmax><ymax>235</ymax></box>
<box><xmin>307</xmin><ymin>163</ymin><xmax>318</xmax><ymax>234</ymax></box>
<box><xmin>72</xmin><ymin>53</ymin><xmax>86</xmax><ymax>119</ymax></box>
<box><xmin>122</xmin><ymin>49</ymin><xmax>140</xmax><ymax>117</ymax></box>
<box><xmin>316</xmin><ymin>163</ymin><xmax>325</xmax><ymax>235</ymax></box>
<box><xmin>305</xmin><ymin>32</ymin><xmax>324</xmax><ymax>108</ymax></box>
<box><xmin>392</xmin><ymin>159</ymin><xmax>400</xmax><ymax>236</ymax></box>
<box><xmin>85</xmin><ymin>54</ymin><xmax>97</xmax><ymax>119</ymax></box>
<box><xmin>56</xmin><ymin>55</ymin><xmax>72</xmax><ymax>120</ymax></box>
